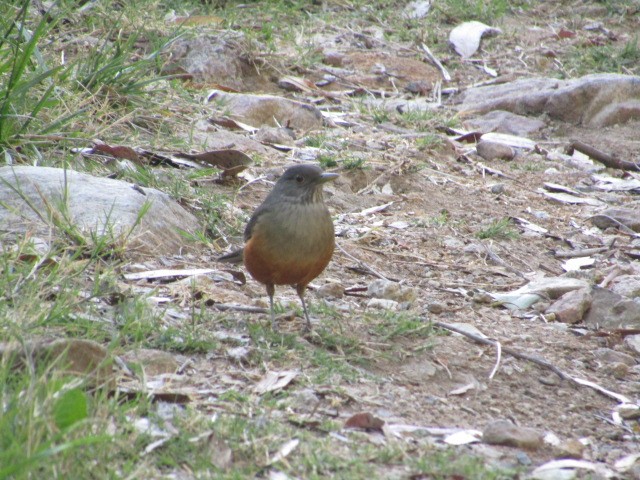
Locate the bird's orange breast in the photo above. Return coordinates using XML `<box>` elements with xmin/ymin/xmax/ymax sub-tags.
<box><xmin>243</xmin><ymin>203</ymin><xmax>335</xmax><ymax>288</ymax></box>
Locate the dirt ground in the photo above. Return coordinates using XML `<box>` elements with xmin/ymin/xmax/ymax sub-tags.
<box><xmin>124</xmin><ymin>1</ymin><xmax>640</xmax><ymax>476</ymax></box>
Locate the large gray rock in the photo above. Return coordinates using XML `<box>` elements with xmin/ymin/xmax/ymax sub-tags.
<box><xmin>583</xmin><ymin>287</ymin><xmax>640</xmax><ymax>330</ymax></box>
<box><xmin>0</xmin><ymin>166</ymin><xmax>200</xmax><ymax>258</ymax></box>
<box><xmin>457</xmin><ymin>74</ymin><xmax>640</xmax><ymax>127</ymax></box>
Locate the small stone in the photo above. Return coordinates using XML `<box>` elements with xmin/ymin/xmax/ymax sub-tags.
<box><xmin>323</xmin><ymin>50</ymin><xmax>345</xmax><ymax>67</ymax></box>
<box><xmin>625</xmin><ymin>334</ymin><xmax>640</xmax><ymax>355</ymax></box>
<box><xmin>427</xmin><ymin>302</ymin><xmax>445</xmax><ymax>314</ymax></box>
<box><xmin>368</xmin><ymin>279</ymin><xmax>417</xmax><ymax>303</ymax></box>
<box><xmin>367</xmin><ymin>298</ymin><xmax>399</xmax><ymax>310</ymax></box>
<box><xmin>482</xmin><ymin>420</ymin><xmax>544</xmax><ymax>450</ymax></box>
<box><xmin>538</xmin><ymin>374</ymin><xmax>560</xmax><ymax>387</ymax></box>
<box><xmin>443</xmin><ymin>236</ymin><xmax>465</xmax><ymax>249</ymax></box>
<box><xmin>316</xmin><ymin>282</ymin><xmax>345</xmax><ymax>299</ymax></box>
<box><xmin>601</xmin><ymin>362</ymin><xmax>629</xmax><ymax>379</ymax></box>
<box><xmin>554</xmin><ymin>439</ymin><xmax>585</xmax><ymax>459</ymax></box>
<box><xmin>490</xmin><ymin>183</ymin><xmax>506</xmax><ymax>194</ymax></box>
<box><xmin>476</xmin><ymin>140</ymin><xmax>516</xmax><ymax>161</ymax></box>
<box><xmin>254</xmin><ymin>126</ymin><xmax>296</xmax><ymax>145</ymax></box>
<box><xmin>121</xmin><ymin>348</ymin><xmax>180</xmax><ymax>376</ymax></box>
<box><xmin>545</xmin><ymin>288</ymin><xmax>592</xmax><ymax>324</ymax></box>
<box><xmin>617</xmin><ymin>404</ymin><xmax>640</xmax><ymax>420</ymax></box>
<box><xmin>516</xmin><ymin>451</ymin><xmax>532</xmax><ymax>465</ymax></box>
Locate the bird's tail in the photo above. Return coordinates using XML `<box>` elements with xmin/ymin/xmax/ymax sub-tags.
<box><xmin>217</xmin><ymin>248</ymin><xmax>244</xmax><ymax>264</ymax></box>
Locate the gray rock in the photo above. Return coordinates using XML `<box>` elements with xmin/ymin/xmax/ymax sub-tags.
<box><xmin>368</xmin><ymin>279</ymin><xmax>417</xmax><ymax>303</ymax></box>
<box><xmin>482</xmin><ymin>420</ymin><xmax>544</xmax><ymax>450</ymax></box>
<box><xmin>457</xmin><ymin>74</ymin><xmax>640</xmax><ymax>127</ymax></box>
<box><xmin>583</xmin><ymin>287</ymin><xmax>640</xmax><ymax>330</ymax></box>
<box><xmin>465</xmin><ymin>110</ymin><xmax>546</xmax><ymax>136</ymax></box>
<box><xmin>590</xmin><ymin>205</ymin><xmax>640</xmax><ymax>232</ymax></box>
<box><xmin>593</xmin><ymin>348</ymin><xmax>637</xmax><ymax>366</ymax></box>
<box><xmin>208</xmin><ymin>91</ymin><xmax>323</xmax><ymax>130</ymax></box>
<box><xmin>165</xmin><ymin>33</ymin><xmax>267</xmax><ymax>91</ymax></box>
<box><xmin>625</xmin><ymin>334</ymin><xmax>640</xmax><ymax>355</ymax></box>
<box><xmin>610</xmin><ymin>275</ymin><xmax>640</xmax><ymax>298</ymax></box>
<box><xmin>545</xmin><ymin>288</ymin><xmax>592</xmax><ymax>324</ymax></box>
<box><xmin>476</xmin><ymin>140</ymin><xmax>516</xmax><ymax>161</ymax></box>
<box><xmin>0</xmin><ymin>166</ymin><xmax>200</xmax><ymax>259</ymax></box>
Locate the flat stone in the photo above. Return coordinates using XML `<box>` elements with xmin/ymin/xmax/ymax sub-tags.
<box><xmin>482</xmin><ymin>420</ymin><xmax>544</xmax><ymax>450</ymax></box>
<box><xmin>591</xmin><ymin>205</ymin><xmax>640</xmax><ymax>232</ymax></box>
<box><xmin>465</xmin><ymin>110</ymin><xmax>546</xmax><ymax>136</ymax></box>
<box><xmin>457</xmin><ymin>74</ymin><xmax>640</xmax><ymax>127</ymax></box>
<box><xmin>593</xmin><ymin>348</ymin><xmax>637</xmax><ymax>366</ymax></box>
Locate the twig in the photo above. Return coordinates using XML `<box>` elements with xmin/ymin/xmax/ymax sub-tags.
<box><xmin>335</xmin><ymin>242</ymin><xmax>391</xmax><ymax>281</ymax></box>
<box><xmin>213</xmin><ymin>304</ymin><xmax>268</xmax><ymax>314</ymax></box>
<box><xmin>420</xmin><ymin>43</ymin><xmax>451</xmax><ymax>82</ymax></box>
<box><xmin>599</xmin><ymin>266</ymin><xmax>622</xmax><ymax>288</ymax></box>
<box><xmin>433</xmin><ymin>321</ymin><xmax>570</xmax><ymax>381</ymax></box>
<box><xmin>479</xmin><ymin>242</ymin><xmax>526</xmax><ymax>279</ymax></box>
<box><xmin>567</xmin><ymin>141</ymin><xmax>640</xmax><ymax>171</ymax></box>
<box><xmin>433</xmin><ymin>321</ymin><xmax>634</xmax><ymax>404</ymax></box>
<box><xmin>488</xmin><ymin>340</ymin><xmax>501</xmax><ymax>380</ymax></box>
<box><xmin>554</xmin><ymin>246</ymin><xmax>611</xmax><ymax>258</ymax></box>
<box><xmin>356</xmin><ymin>159</ymin><xmax>406</xmax><ymax>195</ymax></box>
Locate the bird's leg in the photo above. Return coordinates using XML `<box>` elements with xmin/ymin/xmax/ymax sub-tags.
<box><xmin>296</xmin><ymin>284</ymin><xmax>312</xmax><ymax>331</ymax></box>
<box><xmin>266</xmin><ymin>283</ymin><xmax>277</xmax><ymax>330</ymax></box>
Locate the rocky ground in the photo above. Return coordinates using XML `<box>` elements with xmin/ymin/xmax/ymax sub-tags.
<box><xmin>2</xmin><ymin>0</ymin><xmax>640</xmax><ymax>478</ymax></box>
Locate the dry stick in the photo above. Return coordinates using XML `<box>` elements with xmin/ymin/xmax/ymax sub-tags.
<box><xmin>213</xmin><ymin>304</ymin><xmax>268</xmax><ymax>314</ymax></box>
<box><xmin>420</xmin><ymin>43</ymin><xmax>451</xmax><ymax>82</ymax></box>
<box><xmin>433</xmin><ymin>321</ymin><xmax>632</xmax><ymax>404</ymax></box>
<box><xmin>335</xmin><ymin>242</ymin><xmax>391</xmax><ymax>281</ymax></box>
<box><xmin>554</xmin><ymin>246</ymin><xmax>611</xmax><ymax>258</ymax></box>
<box><xmin>434</xmin><ymin>321</ymin><xmax>575</xmax><ymax>382</ymax></box>
<box><xmin>479</xmin><ymin>242</ymin><xmax>526</xmax><ymax>279</ymax></box>
<box><xmin>568</xmin><ymin>141</ymin><xmax>640</xmax><ymax>171</ymax></box>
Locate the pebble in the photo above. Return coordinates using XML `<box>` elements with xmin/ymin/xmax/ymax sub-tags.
<box><xmin>367</xmin><ymin>298</ymin><xmax>399</xmax><ymax>310</ymax></box>
<box><xmin>316</xmin><ymin>282</ymin><xmax>345</xmax><ymax>299</ymax></box>
<box><xmin>491</xmin><ymin>183</ymin><xmax>506</xmax><ymax>194</ymax></box>
<box><xmin>427</xmin><ymin>302</ymin><xmax>445</xmax><ymax>314</ymax></box>
<box><xmin>368</xmin><ymin>279</ymin><xmax>417</xmax><ymax>303</ymax></box>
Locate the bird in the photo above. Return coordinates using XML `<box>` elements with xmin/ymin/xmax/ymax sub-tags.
<box><xmin>218</xmin><ymin>164</ymin><xmax>338</xmax><ymax>331</ymax></box>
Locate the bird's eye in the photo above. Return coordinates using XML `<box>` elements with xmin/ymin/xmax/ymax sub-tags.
<box><xmin>295</xmin><ymin>175</ymin><xmax>304</xmax><ymax>183</ymax></box>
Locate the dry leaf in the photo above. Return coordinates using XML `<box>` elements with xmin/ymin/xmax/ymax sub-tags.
<box><xmin>254</xmin><ymin>370</ymin><xmax>299</xmax><ymax>395</ymax></box>
<box><xmin>176</xmin><ymin>149</ymin><xmax>252</xmax><ymax>177</ymax></box>
<box><xmin>91</xmin><ymin>142</ymin><xmax>139</xmax><ymax>162</ymax></box>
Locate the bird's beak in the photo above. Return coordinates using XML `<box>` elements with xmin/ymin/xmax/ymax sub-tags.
<box><xmin>317</xmin><ymin>172</ymin><xmax>339</xmax><ymax>184</ymax></box>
